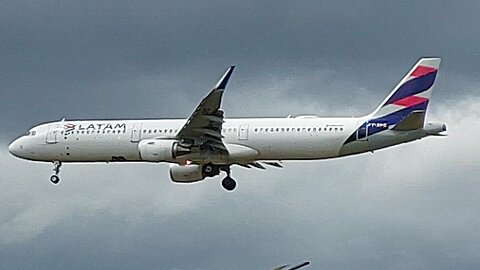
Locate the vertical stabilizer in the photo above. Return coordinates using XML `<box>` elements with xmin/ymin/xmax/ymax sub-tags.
<box><xmin>369</xmin><ymin>58</ymin><xmax>441</xmax><ymax>129</ymax></box>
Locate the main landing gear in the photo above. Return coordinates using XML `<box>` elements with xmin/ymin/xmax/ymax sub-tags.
<box><xmin>50</xmin><ymin>161</ymin><xmax>62</xmax><ymax>184</ymax></box>
<box><xmin>202</xmin><ymin>164</ymin><xmax>236</xmax><ymax>191</ymax></box>
<box><xmin>220</xmin><ymin>166</ymin><xmax>236</xmax><ymax>191</ymax></box>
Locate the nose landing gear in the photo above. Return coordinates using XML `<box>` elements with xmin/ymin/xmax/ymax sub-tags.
<box><xmin>50</xmin><ymin>161</ymin><xmax>62</xmax><ymax>184</ymax></box>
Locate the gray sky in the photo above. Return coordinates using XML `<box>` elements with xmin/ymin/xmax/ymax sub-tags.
<box><xmin>1</xmin><ymin>1</ymin><xmax>480</xmax><ymax>269</ymax></box>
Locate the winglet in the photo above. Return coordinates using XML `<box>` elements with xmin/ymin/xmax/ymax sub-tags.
<box><xmin>213</xmin><ymin>65</ymin><xmax>235</xmax><ymax>90</ymax></box>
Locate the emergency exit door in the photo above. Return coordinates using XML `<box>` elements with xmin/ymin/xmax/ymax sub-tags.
<box><xmin>238</xmin><ymin>124</ymin><xmax>249</xmax><ymax>140</ymax></box>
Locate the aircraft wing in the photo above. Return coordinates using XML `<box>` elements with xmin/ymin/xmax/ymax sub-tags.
<box><xmin>175</xmin><ymin>66</ymin><xmax>235</xmax><ymax>151</ymax></box>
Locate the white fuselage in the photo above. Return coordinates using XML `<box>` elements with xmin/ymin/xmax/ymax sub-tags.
<box><xmin>8</xmin><ymin>116</ymin><xmax>444</xmax><ymax>164</ymax></box>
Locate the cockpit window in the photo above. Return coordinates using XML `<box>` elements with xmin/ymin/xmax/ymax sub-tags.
<box><xmin>26</xmin><ymin>131</ymin><xmax>36</xmax><ymax>136</ymax></box>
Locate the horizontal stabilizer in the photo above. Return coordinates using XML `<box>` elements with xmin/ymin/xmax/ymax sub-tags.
<box><xmin>393</xmin><ymin>111</ymin><xmax>426</xmax><ymax>131</ymax></box>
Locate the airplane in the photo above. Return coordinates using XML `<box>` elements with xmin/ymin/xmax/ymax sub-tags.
<box><xmin>8</xmin><ymin>58</ymin><xmax>447</xmax><ymax>191</ymax></box>
<box><xmin>272</xmin><ymin>261</ymin><xmax>310</xmax><ymax>270</ymax></box>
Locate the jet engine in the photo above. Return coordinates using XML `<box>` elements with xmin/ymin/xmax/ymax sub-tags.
<box><xmin>169</xmin><ymin>164</ymin><xmax>205</xmax><ymax>183</ymax></box>
<box><xmin>138</xmin><ymin>139</ymin><xmax>190</xmax><ymax>162</ymax></box>
<box><xmin>169</xmin><ymin>164</ymin><xmax>221</xmax><ymax>183</ymax></box>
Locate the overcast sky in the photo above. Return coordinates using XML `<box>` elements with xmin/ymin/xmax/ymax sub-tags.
<box><xmin>1</xmin><ymin>1</ymin><xmax>480</xmax><ymax>269</ymax></box>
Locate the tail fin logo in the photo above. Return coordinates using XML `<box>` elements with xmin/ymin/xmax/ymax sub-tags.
<box><xmin>344</xmin><ymin>58</ymin><xmax>441</xmax><ymax>145</ymax></box>
<box><xmin>371</xmin><ymin>58</ymin><xmax>441</xmax><ymax>121</ymax></box>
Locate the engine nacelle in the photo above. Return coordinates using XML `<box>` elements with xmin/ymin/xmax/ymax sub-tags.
<box><xmin>138</xmin><ymin>139</ymin><xmax>190</xmax><ymax>162</ymax></box>
<box><xmin>169</xmin><ymin>164</ymin><xmax>205</xmax><ymax>183</ymax></box>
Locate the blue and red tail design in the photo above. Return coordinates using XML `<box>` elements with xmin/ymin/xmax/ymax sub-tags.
<box><xmin>345</xmin><ymin>58</ymin><xmax>441</xmax><ymax>144</ymax></box>
<box><xmin>371</xmin><ymin>57</ymin><xmax>440</xmax><ymax>120</ymax></box>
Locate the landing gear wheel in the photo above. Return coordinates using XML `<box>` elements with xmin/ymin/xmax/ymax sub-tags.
<box><xmin>50</xmin><ymin>161</ymin><xmax>62</xmax><ymax>185</ymax></box>
<box><xmin>222</xmin><ymin>177</ymin><xmax>236</xmax><ymax>191</ymax></box>
<box><xmin>50</xmin><ymin>175</ymin><xmax>60</xmax><ymax>184</ymax></box>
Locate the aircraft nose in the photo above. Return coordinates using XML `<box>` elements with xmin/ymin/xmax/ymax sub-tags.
<box><xmin>8</xmin><ymin>139</ymin><xmax>23</xmax><ymax>157</ymax></box>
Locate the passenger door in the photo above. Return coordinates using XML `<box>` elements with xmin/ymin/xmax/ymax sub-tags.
<box><xmin>131</xmin><ymin>123</ymin><xmax>143</xmax><ymax>142</ymax></box>
<box><xmin>46</xmin><ymin>125</ymin><xmax>60</xmax><ymax>144</ymax></box>
<box><xmin>356</xmin><ymin>123</ymin><xmax>369</xmax><ymax>141</ymax></box>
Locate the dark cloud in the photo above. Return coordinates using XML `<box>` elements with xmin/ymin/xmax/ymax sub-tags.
<box><xmin>2</xmin><ymin>0</ymin><xmax>480</xmax><ymax>134</ymax></box>
<box><xmin>1</xmin><ymin>1</ymin><xmax>480</xmax><ymax>269</ymax></box>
